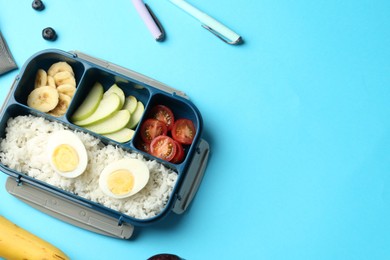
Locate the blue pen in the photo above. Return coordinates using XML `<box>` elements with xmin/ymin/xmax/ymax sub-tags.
<box><xmin>169</xmin><ymin>0</ymin><xmax>243</xmax><ymax>45</ymax></box>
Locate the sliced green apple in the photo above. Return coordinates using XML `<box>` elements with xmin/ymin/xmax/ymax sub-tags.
<box><xmin>122</xmin><ymin>95</ymin><xmax>138</xmax><ymax>114</ymax></box>
<box><xmin>102</xmin><ymin>128</ymin><xmax>135</xmax><ymax>143</ymax></box>
<box><xmin>127</xmin><ymin>101</ymin><xmax>144</xmax><ymax>129</ymax></box>
<box><xmin>71</xmin><ymin>82</ymin><xmax>104</xmax><ymax>122</ymax></box>
<box><xmin>84</xmin><ymin>109</ymin><xmax>131</xmax><ymax>134</ymax></box>
<box><xmin>73</xmin><ymin>93</ymin><xmax>121</xmax><ymax>126</ymax></box>
<box><xmin>103</xmin><ymin>84</ymin><xmax>125</xmax><ymax>107</ymax></box>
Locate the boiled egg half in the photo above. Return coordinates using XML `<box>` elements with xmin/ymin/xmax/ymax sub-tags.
<box><xmin>99</xmin><ymin>158</ymin><xmax>150</xmax><ymax>199</ymax></box>
<box><xmin>47</xmin><ymin>130</ymin><xmax>88</xmax><ymax>178</ymax></box>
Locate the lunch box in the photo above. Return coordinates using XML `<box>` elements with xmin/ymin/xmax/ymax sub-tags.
<box><xmin>0</xmin><ymin>49</ymin><xmax>210</xmax><ymax>239</ymax></box>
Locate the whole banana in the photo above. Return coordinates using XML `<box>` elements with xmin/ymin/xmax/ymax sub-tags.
<box><xmin>0</xmin><ymin>215</ymin><xmax>70</xmax><ymax>260</ymax></box>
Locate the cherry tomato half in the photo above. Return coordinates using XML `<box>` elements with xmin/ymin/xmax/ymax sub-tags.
<box><xmin>149</xmin><ymin>105</ymin><xmax>175</xmax><ymax>131</ymax></box>
<box><xmin>150</xmin><ymin>136</ymin><xmax>177</xmax><ymax>161</ymax></box>
<box><xmin>140</xmin><ymin>119</ymin><xmax>167</xmax><ymax>143</ymax></box>
<box><xmin>170</xmin><ymin>140</ymin><xmax>185</xmax><ymax>164</ymax></box>
<box><xmin>172</xmin><ymin>119</ymin><xmax>196</xmax><ymax>145</ymax></box>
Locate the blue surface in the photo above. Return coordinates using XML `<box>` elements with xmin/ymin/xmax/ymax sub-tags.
<box><xmin>0</xmin><ymin>0</ymin><xmax>389</xmax><ymax>259</ymax></box>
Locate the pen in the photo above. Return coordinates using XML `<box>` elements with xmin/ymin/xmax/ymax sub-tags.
<box><xmin>168</xmin><ymin>0</ymin><xmax>243</xmax><ymax>45</ymax></box>
<box><xmin>131</xmin><ymin>0</ymin><xmax>165</xmax><ymax>41</ymax></box>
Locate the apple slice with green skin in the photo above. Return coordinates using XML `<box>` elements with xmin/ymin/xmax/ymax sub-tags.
<box><xmin>103</xmin><ymin>84</ymin><xmax>125</xmax><ymax>107</ymax></box>
<box><xmin>102</xmin><ymin>128</ymin><xmax>135</xmax><ymax>143</ymax></box>
<box><xmin>73</xmin><ymin>93</ymin><xmax>121</xmax><ymax>126</ymax></box>
<box><xmin>123</xmin><ymin>95</ymin><xmax>138</xmax><ymax>114</ymax></box>
<box><xmin>71</xmin><ymin>82</ymin><xmax>104</xmax><ymax>122</ymax></box>
<box><xmin>84</xmin><ymin>109</ymin><xmax>131</xmax><ymax>134</ymax></box>
<box><xmin>127</xmin><ymin>101</ymin><xmax>144</xmax><ymax>129</ymax></box>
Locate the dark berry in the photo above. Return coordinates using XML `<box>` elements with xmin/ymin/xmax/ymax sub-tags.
<box><xmin>42</xmin><ymin>27</ymin><xmax>57</xmax><ymax>41</ymax></box>
<box><xmin>147</xmin><ymin>254</ymin><xmax>181</xmax><ymax>260</ymax></box>
<box><xmin>32</xmin><ymin>0</ymin><xmax>45</xmax><ymax>11</ymax></box>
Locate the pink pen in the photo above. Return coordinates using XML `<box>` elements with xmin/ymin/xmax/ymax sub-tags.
<box><xmin>131</xmin><ymin>0</ymin><xmax>165</xmax><ymax>41</ymax></box>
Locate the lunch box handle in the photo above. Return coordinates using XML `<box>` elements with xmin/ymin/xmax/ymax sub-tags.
<box><xmin>173</xmin><ymin>139</ymin><xmax>210</xmax><ymax>214</ymax></box>
<box><xmin>5</xmin><ymin>176</ymin><xmax>134</xmax><ymax>239</ymax></box>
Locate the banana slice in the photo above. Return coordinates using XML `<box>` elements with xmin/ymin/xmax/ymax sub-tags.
<box><xmin>48</xmin><ymin>93</ymin><xmax>71</xmax><ymax>117</ymax></box>
<box><xmin>27</xmin><ymin>86</ymin><xmax>59</xmax><ymax>112</ymax></box>
<box><xmin>53</xmin><ymin>71</ymin><xmax>76</xmax><ymax>87</ymax></box>
<box><xmin>47</xmin><ymin>75</ymin><xmax>56</xmax><ymax>88</ymax></box>
<box><xmin>57</xmin><ymin>84</ymin><xmax>76</xmax><ymax>98</ymax></box>
<box><xmin>47</xmin><ymin>61</ymin><xmax>74</xmax><ymax>77</ymax></box>
<box><xmin>34</xmin><ymin>69</ymin><xmax>47</xmax><ymax>89</ymax></box>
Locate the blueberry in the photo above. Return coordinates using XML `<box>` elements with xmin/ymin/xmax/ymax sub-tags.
<box><xmin>32</xmin><ymin>0</ymin><xmax>45</xmax><ymax>11</ymax></box>
<box><xmin>42</xmin><ymin>27</ymin><xmax>57</xmax><ymax>41</ymax></box>
<box><xmin>147</xmin><ymin>254</ymin><xmax>182</xmax><ymax>260</ymax></box>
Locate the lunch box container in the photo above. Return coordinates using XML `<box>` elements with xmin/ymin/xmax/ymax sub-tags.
<box><xmin>0</xmin><ymin>49</ymin><xmax>210</xmax><ymax>239</ymax></box>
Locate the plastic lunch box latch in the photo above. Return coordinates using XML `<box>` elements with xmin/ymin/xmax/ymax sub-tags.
<box><xmin>172</xmin><ymin>139</ymin><xmax>210</xmax><ymax>214</ymax></box>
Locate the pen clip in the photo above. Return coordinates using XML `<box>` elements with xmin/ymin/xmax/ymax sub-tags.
<box><xmin>145</xmin><ymin>4</ymin><xmax>166</xmax><ymax>42</ymax></box>
<box><xmin>201</xmin><ymin>24</ymin><xmax>243</xmax><ymax>45</ymax></box>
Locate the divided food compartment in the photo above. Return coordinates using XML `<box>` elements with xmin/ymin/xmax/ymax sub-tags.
<box><xmin>0</xmin><ymin>49</ymin><xmax>209</xmax><ymax>239</ymax></box>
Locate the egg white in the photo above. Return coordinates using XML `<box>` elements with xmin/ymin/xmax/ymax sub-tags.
<box><xmin>99</xmin><ymin>158</ymin><xmax>150</xmax><ymax>199</ymax></box>
<box><xmin>46</xmin><ymin>130</ymin><xmax>88</xmax><ymax>178</ymax></box>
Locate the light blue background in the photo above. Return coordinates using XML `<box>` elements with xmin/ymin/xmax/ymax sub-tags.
<box><xmin>0</xmin><ymin>0</ymin><xmax>389</xmax><ymax>259</ymax></box>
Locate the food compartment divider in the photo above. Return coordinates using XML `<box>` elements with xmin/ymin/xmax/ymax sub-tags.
<box><xmin>65</xmin><ymin>65</ymin><xmax>152</xmax><ymax>149</ymax></box>
<box><xmin>66</xmin><ymin>66</ymin><xmax>152</xmax><ymax>123</ymax></box>
<box><xmin>134</xmin><ymin>92</ymin><xmax>203</xmax><ymax>170</ymax></box>
<box><xmin>14</xmin><ymin>50</ymin><xmax>85</xmax><ymax>106</ymax></box>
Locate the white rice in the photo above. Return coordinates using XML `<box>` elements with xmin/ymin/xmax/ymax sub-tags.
<box><xmin>0</xmin><ymin>115</ymin><xmax>178</xmax><ymax>220</ymax></box>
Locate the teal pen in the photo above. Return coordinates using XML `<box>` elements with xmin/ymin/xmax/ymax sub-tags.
<box><xmin>169</xmin><ymin>0</ymin><xmax>243</xmax><ymax>45</ymax></box>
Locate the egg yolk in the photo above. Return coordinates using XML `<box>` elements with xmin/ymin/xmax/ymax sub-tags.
<box><xmin>52</xmin><ymin>144</ymin><xmax>79</xmax><ymax>173</ymax></box>
<box><xmin>107</xmin><ymin>170</ymin><xmax>134</xmax><ymax>195</ymax></box>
